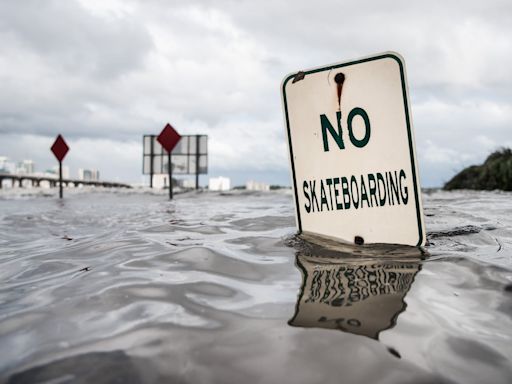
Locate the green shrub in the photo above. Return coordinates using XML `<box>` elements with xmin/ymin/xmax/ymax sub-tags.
<box><xmin>444</xmin><ymin>148</ymin><xmax>512</xmax><ymax>191</ymax></box>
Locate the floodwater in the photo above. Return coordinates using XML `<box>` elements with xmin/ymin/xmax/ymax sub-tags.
<box><xmin>0</xmin><ymin>188</ymin><xmax>511</xmax><ymax>384</ymax></box>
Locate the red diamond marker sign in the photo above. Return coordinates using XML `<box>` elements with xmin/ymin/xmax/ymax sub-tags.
<box><xmin>51</xmin><ymin>134</ymin><xmax>69</xmax><ymax>162</ymax></box>
<box><xmin>157</xmin><ymin>123</ymin><xmax>181</xmax><ymax>153</ymax></box>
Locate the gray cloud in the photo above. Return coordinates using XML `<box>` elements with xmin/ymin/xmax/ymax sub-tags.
<box><xmin>0</xmin><ymin>0</ymin><xmax>152</xmax><ymax>78</ymax></box>
<box><xmin>0</xmin><ymin>0</ymin><xmax>511</xmax><ymax>186</ymax></box>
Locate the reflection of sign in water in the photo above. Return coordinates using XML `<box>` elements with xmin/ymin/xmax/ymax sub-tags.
<box><xmin>289</xmin><ymin>253</ymin><xmax>421</xmax><ymax>339</ymax></box>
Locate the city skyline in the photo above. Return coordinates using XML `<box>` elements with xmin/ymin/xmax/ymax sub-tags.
<box><xmin>0</xmin><ymin>154</ymin><xmax>278</xmax><ymax>190</ymax></box>
<box><xmin>0</xmin><ymin>155</ymin><xmax>101</xmax><ymax>181</ymax></box>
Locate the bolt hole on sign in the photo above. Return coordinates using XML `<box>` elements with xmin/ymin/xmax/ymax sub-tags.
<box><xmin>281</xmin><ymin>52</ymin><xmax>425</xmax><ymax>246</ymax></box>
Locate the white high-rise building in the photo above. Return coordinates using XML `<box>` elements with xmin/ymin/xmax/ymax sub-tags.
<box><xmin>17</xmin><ymin>160</ymin><xmax>35</xmax><ymax>174</ymax></box>
<box><xmin>246</xmin><ymin>180</ymin><xmax>270</xmax><ymax>191</ymax></box>
<box><xmin>0</xmin><ymin>156</ymin><xmax>16</xmax><ymax>174</ymax></box>
<box><xmin>208</xmin><ymin>177</ymin><xmax>231</xmax><ymax>191</ymax></box>
<box><xmin>78</xmin><ymin>168</ymin><xmax>100</xmax><ymax>181</ymax></box>
<box><xmin>52</xmin><ymin>165</ymin><xmax>70</xmax><ymax>179</ymax></box>
<box><xmin>152</xmin><ymin>174</ymin><xmax>171</xmax><ymax>189</ymax></box>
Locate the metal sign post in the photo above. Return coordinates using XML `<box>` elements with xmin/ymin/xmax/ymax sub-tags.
<box><xmin>149</xmin><ymin>138</ymin><xmax>154</xmax><ymax>189</ymax></box>
<box><xmin>195</xmin><ymin>134</ymin><xmax>200</xmax><ymax>189</ymax></box>
<box><xmin>168</xmin><ymin>151</ymin><xmax>172</xmax><ymax>199</ymax></box>
<box><xmin>157</xmin><ymin>123</ymin><xmax>182</xmax><ymax>200</ymax></box>
<box><xmin>50</xmin><ymin>134</ymin><xmax>69</xmax><ymax>199</ymax></box>
<box><xmin>59</xmin><ymin>160</ymin><xmax>63</xmax><ymax>198</ymax></box>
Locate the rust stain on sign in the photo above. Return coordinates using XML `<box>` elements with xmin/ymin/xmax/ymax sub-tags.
<box><xmin>292</xmin><ymin>71</ymin><xmax>305</xmax><ymax>83</ymax></box>
<box><xmin>334</xmin><ymin>72</ymin><xmax>345</xmax><ymax>108</ymax></box>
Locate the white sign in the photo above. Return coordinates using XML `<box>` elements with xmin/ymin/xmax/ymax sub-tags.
<box><xmin>282</xmin><ymin>52</ymin><xmax>425</xmax><ymax>246</ymax></box>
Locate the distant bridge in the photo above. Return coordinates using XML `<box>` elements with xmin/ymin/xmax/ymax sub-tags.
<box><xmin>0</xmin><ymin>173</ymin><xmax>131</xmax><ymax>189</ymax></box>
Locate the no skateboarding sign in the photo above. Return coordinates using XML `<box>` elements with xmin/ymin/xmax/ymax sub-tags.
<box><xmin>282</xmin><ymin>52</ymin><xmax>425</xmax><ymax>246</ymax></box>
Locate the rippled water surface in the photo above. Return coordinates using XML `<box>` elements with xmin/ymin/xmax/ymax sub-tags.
<box><xmin>1</xmin><ymin>188</ymin><xmax>511</xmax><ymax>383</ymax></box>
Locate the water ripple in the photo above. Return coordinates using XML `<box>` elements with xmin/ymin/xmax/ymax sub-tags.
<box><xmin>0</xmin><ymin>189</ymin><xmax>511</xmax><ymax>383</ymax></box>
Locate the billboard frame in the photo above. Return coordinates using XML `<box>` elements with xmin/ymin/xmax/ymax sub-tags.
<box><xmin>142</xmin><ymin>134</ymin><xmax>208</xmax><ymax>189</ymax></box>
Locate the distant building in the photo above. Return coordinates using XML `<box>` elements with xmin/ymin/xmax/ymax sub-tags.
<box><xmin>246</xmin><ymin>180</ymin><xmax>270</xmax><ymax>191</ymax></box>
<box><xmin>0</xmin><ymin>156</ymin><xmax>16</xmax><ymax>174</ymax></box>
<box><xmin>152</xmin><ymin>174</ymin><xmax>171</xmax><ymax>189</ymax></box>
<box><xmin>79</xmin><ymin>168</ymin><xmax>100</xmax><ymax>181</ymax></box>
<box><xmin>177</xmin><ymin>178</ymin><xmax>196</xmax><ymax>189</ymax></box>
<box><xmin>51</xmin><ymin>165</ymin><xmax>70</xmax><ymax>179</ymax></box>
<box><xmin>209</xmin><ymin>177</ymin><xmax>230</xmax><ymax>191</ymax></box>
<box><xmin>17</xmin><ymin>160</ymin><xmax>35</xmax><ymax>174</ymax></box>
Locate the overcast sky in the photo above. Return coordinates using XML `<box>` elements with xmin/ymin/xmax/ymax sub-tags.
<box><xmin>1</xmin><ymin>0</ymin><xmax>511</xmax><ymax>186</ymax></box>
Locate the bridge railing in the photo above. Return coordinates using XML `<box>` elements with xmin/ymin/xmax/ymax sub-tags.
<box><xmin>0</xmin><ymin>173</ymin><xmax>131</xmax><ymax>189</ymax></box>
